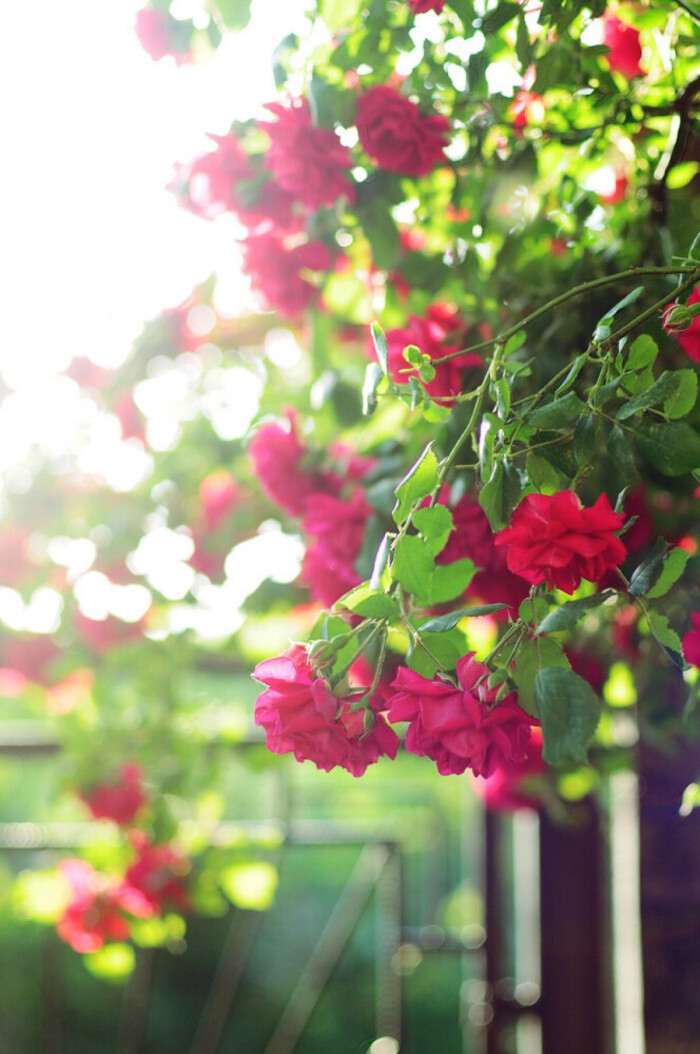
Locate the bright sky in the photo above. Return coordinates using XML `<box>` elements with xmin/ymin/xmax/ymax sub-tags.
<box><xmin>1</xmin><ymin>0</ymin><xmax>308</xmax><ymax>385</ymax></box>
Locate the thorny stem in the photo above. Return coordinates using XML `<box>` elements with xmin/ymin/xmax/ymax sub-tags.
<box><xmin>432</xmin><ymin>265</ymin><xmax>700</xmax><ymax>365</ymax></box>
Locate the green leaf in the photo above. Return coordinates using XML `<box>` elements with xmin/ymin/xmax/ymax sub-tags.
<box><xmin>616</xmin><ymin>371</ymin><xmax>682</xmax><ymax>420</ymax></box>
<box><xmin>371</xmin><ymin>322</ymin><xmax>389</xmax><ymax>376</ymax></box>
<box><xmin>337</xmin><ymin>584</ymin><xmax>399</xmax><ymax>619</ymax></box>
<box><xmin>308</xmin><ymin>71</ymin><xmax>356</xmax><ymax>128</ymax></box>
<box><xmin>596</xmin><ymin>286</ymin><xmax>644</xmax><ymax>332</ymax></box>
<box><xmin>535</xmin><ymin>591</ymin><xmax>615</xmax><ymax>635</ymax></box>
<box><xmin>408</xmin><ymin>631</ymin><xmax>462</xmax><ymax>679</ymax></box>
<box><xmin>645</xmin><ymin>611</ymin><xmax>684</xmax><ymax>669</ymax></box>
<box><xmin>664</xmin><ymin>368</ymin><xmax>697</xmax><ymax>420</ymax></box>
<box><xmin>478</xmin><ymin>414</ymin><xmax>498</xmax><ymax>482</ymax></box>
<box><xmin>428</xmin><ymin>559</ymin><xmax>476</xmax><ymax>604</ymax></box>
<box><xmin>319</xmin><ymin>0</ymin><xmax>361</xmax><ymax>29</ymax></box>
<box><xmin>646</xmin><ymin>546</ymin><xmax>691</xmax><ymax>600</ymax></box>
<box><xmin>526</xmin><ymin>452</ymin><xmax>561</xmax><ymax>491</ymax></box>
<box><xmin>84</xmin><ymin>944</ymin><xmax>136</xmax><ymax>984</ymax></box>
<box><xmin>391</xmin><ymin>535</ymin><xmax>435</xmax><ymax>596</ymax></box>
<box><xmin>213</xmin><ymin>0</ymin><xmax>253</xmax><ymax>29</ymax></box>
<box><xmin>370</xmin><ymin>534</ymin><xmax>391</xmax><ymax>591</ymax></box>
<box><xmin>536</xmin><ymin>667</ymin><xmax>601</xmax><ymax>766</ymax></box>
<box><xmin>633</xmin><ymin>421</ymin><xmax>700</xmax><ymax>476</ymax></box>
<box><xmin>413</xmin><ymin>505</ymin><xmax>454</xmax><ymax>556</ymax></box>
<box><xmin>526</xmin><ymin>391</ymin><xmax>584</xmax><ymax>429</ymax></box>
<box><xmin>667</xmin><ymin>161</ymin><xmax>700</xmax><ymax>190</ymax></box>
<box><xmin>480</xmin><ymin>1</ymin><xmax>521</xmax><ymax>32</ymax></box>
<box><xmin>419</xmin><ymin>604</ymin><xmax>511</xmax><ymax>633</ymax></box>
<box><xmin>555</xmin><ymin>353</ymin><xmax>587</xmax><ymax>396</ymax></box>
<box><xmin>512</xmin><ymin>637</ymin><xmax>571</xmax><ymax>717</ymax></box>
<box><xmin>358</xmin><ymin>198</ymin><xmax>400</xmax><ymax>270</ymax></box>
<box><xmin>323</xmin><ymin>273</ymin><xmax>372</xmax><ymax>324</ymax></box>
<box><xmin>393</xmin><ymin>443</ymin><xmax>439</xmax><ymax>524</ymax></box>
<box><xmin>573</xmin><ymin>414</ymin><xmax>598</xmax><ymax>466</ymax></box>
<box><xmin>504</xmin><ymin>331</ymin><xmax>526</xmax><ymax>356</ymax></box>
<box><xmin>479</xmin><ymin>459</ymin><xmax>528</xmax><ymax>531</ymax></box>
<box><xmin>628</xmin><ymin>539</ymin><xmax>670</xmax><ymax>597</ymax></box>
<box><xmin>362</xmin><ymin>362</ymin><xmax>384</xmax><ymax>415</ymax></box>
<box><xmin>608</xmin><ymin>425</ymin><xmax>639</xmax><ymax>483</ymax></box>
<box><xmin>516</xmin><ymin>10</ymin><xmax>533</xmax><ymax>69</ymax></box>
<box><xmin>626</xmin><ymin>334</ymin><xmax>658</xmax><ymax>371</ymax></box>
<box><xmin>590</xmin><ymin>377</ymin><xmax>623</xmax><ymax>408</ymax></box>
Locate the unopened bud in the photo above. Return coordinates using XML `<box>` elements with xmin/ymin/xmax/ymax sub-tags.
<box><xmin>663</xmin><ymin>303</ymin><xmax>693</xmax><ymax>333</ymax></box>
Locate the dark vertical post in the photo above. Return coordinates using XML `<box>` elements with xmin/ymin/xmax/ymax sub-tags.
<box><xmin>538</xmin><ymin>801</ymin><xmax>610</xmax><ymax>1054</ymax></box>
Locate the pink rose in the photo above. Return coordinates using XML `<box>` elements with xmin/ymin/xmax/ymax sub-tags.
<box><xmin>356</xmin><ymin>85</ymin><xmax>450</xmax><ymax>177</ymax></box>
<box><xmin>475</xmin><ymin>728</ymin><xmax>547</xmax><ymax>812</ymax></box>
<box><xmin>199</xmin><ymin>470</ymin><xmax>239</xmax><ymax>531</ymax></box>
<box><xmin>602</xmin><ymin>14</ymin><xmax>643</xmax><ymax>79</ymax></box>
<box><xmin>300</xmin><ymin>487</ymin><xmax>371</xmax><ymax>605</ymax></box>
<box><xmin>249</xmin><ymin>413</ymin><xmax>330</xmax><ymax>517</ymax></box>
<box><xmin>386</xmin><ymin>653</ymin><xmax>533</xmax><ymax>777</ymax></box>
<box><xmin>135</xmin><ymin>7</ymin><xmax>192</xmax><ymax>65</ymax></box>
<box><xmin>409</xmin><ymin>0</ymin><xmax>446</xmax><ymax>11</ymax></box>
<box><xmin>495</xmin><ymin>491</ymin><xmax>627</xmax><ymax>595</ymax></box>
<box><xmin>253</xmin><ymin>645</ymin><xmax>399</xmax><ymax>776</ymax></box>
<box><xmin>259</xmin><ymin>98</ymin><xmax>355</xmax><ymax>209</ymax></box>
<box><xmin>57</xmin><ymin>860</ymin><xmax>150</xmax><ymax>953</ymax></box>
<box><xmin>125</xmin><ymin>835</ymin><xmax>190</xmax><ymax>915</ymax></box>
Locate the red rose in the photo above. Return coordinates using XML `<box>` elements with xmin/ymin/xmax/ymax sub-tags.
<box><xmin>57</xmin><ymin>859</ymin><xmax>150</xmax><ymax>953</ymax></box>
<box><xmin>662</xmin><ymin>286</ymin><xmax>700</xmax><ymax>364</ymax></box>
<box><xmin>495</xmin><ymin>490</ymin><xmax>627</xmax><ymax>595</ymax></box>
<box><xmin>598</xmin><ymin>172</ymin><xmax>628</xmax><ymax>205</ymax></box>
<box><xmin>253</xmin><ymin>645</ymin><xmax>399</xmax><ymax>776</ymax></box>
<box><xmin>249</xmin><ymin>413</ymin><xmax>331</xmax><ymax>517</ymax></box>
<box><xmin>683</xmin><ymin>613</ymin><xmax>700</xmax><ymax>668</ymax></box>
<box><xmin>602</xmin><ymin>14</ymin><xmax>643</xmax><ymax>80</ymax></box>
<box><xmin>300</xmin><ymin>487</ymin><xmax>371</xmax><ymax>605</ymax></box>
<box><xmin>242</xmin><ymin>234</ymin><xmax>332</xmax><ymax>317</ymax></box>
<box><xmin>356</xmin><ymin>85</ymin><xmax>450</xmax><ymax>177</ymax></box>
<box><xmin>474</xmin><ymin>728</ymin><xmax>547</xmax><ymax>812</ymax></box>
<box><xmin>409</xmin><ymin>0</ymin><xmax>446</xmax><ymax>11</ymax></box>
<box><xmin>508</xmin><ymin>90</ymin><xmax>545</xmax><ymax>132</ymax></box>
<box><xmin>81</xmin><ymin>763</ymin><xmax>147</xmax><ymax>826</ymax></box>
<box><xmin>385</xmin><ymin>307</ymin><xmax>482</xmax><ymax>403</ymax></box>
<box><xmin>125</xmin><ymin>835</ymin><xmax>190</xmax><ymax>914</ymax></box>
<box><xmin>386</xmin><ymin>653</ymin><xmax>533</xmax><ymax>777</ymax></box>
<box><xmin>259</xmin><ymin>98</ymin><xmax>355</xmax><ymax>209</ymax></box>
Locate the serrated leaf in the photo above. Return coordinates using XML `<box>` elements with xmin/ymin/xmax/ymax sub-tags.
<box><xmin>626</xmin><ymin>334</ymin><xmax>658</xmax><ymax>371</ymax></box>
<box><xmin>428</xmin><ymin>558</ymin><xmax>476</xmax><ymax>604</ymax></box>
<box><xmin>526</xmin><ymin>452</ymin><xmax>561</xmax><ymax>491</ymax></box>
<box><xmin>419</xmin><ymin>604</ymin><xmax>511</xmax><ymax>633</ymax></box>
<box><xmin>535</xmin><ymin>591</ymin><xmax>614</xmax><ymax>635</ymax></box>
<box><xmin>512</xmin><ymin>637</ymin><xmax>571</xmax><ymax>717</ymax></box>
<box><xmin>664</xmin><ymin>369</ymin><xmax>697</xmax><ymax>420</ymax></box>
<box><xmin>526</xmin><ymin>391</ymin><xmax>585</xmax><ymax>429</ymax></box>
<box><xmin>616</xmin><ymin>371</ymin><xmax>681</xmax><ymax>420</ymax></box>
<box><xmin>536</xmin><ymin>667</ymin><xmax>601</xmax><ymax>765</ymax></box>
<box><xmin>408</xmin><ymin>631</ymin><xmax>462</xmax><ymax>679</ymax></box>
<box><xmin>573</xmin><ymin>414</ymin><xmax>598</xmax><ymax>465</ymax></box>
<box><xmin>479</xmin><ymin>459</ymin><xmax>529</xmax><ymax>531</ymax></box>
<box><xmin>371</xmin><ymin>322</ymin><xmax>389</xmax><ymax>375</ymax></box>
<box><xmin>645</xmin><ymin>611</ymin><xmax>684</xmax><ymax>669</ymax></box>
<box><xmin>391</xmin><ymin>535</ymin><xmax>435</xmax><ymax>596</ymax></box>
<box><xmin>591</xmin><ymin>377</ymin><xmax>623</xmax><ymax>407</ymax></box>
<box><xmin>628</xmin><ymin>539</ymin><xmax>670</xmax><ymax>596</ymax></box>
<box><xmin>646</xmin><ymin>546</ymin><xmax>691</xmax><ymax>600</ymax></box>
<box><xmin>337</xmin><ymin>584</ymin><xmax>399</xmax><ymax>619</ymax></box>
<box><xmin>393</xmin><ymin>443</ymin><xmax>439</xmax><ymax>523</ymax></box>
<box><xmin>413</xmin><ymin>505</ymin><xmax>454</xmax><ymax>557</ymax></box>
<box><xmin>608</xmin><ymin>425</ymin><xmax>639</xmax><ymax>484</ymax></box>
<box><xmin>633</xmin><ymin>421</ymin><xmax>700</xmax><ymax>477</ymax></box>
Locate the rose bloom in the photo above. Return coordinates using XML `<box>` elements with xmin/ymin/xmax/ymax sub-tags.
<box><xmin>249</xmin><ymin>413</ymin><xmax>332</xmax><ymax>517</ymax></box>
<box><xmin>474</xmin><ymin>728</ymin><xmax>547</xmax><ymax>812</ymax></box>
<box><xmin>495</xmin><ymin>491</ymin><xmax>626</xmax><ymax>595</ymax></box>
<box><xmin>125</xmin><ymin>835</ymin><xmax>190</xmax><ymax>915</ymax></box>
<box><xmin>134</xmin><ymin>7</ymin><xmax>192</xmax><ymax>65</ymax></box>
<box><xmin>385</xmin><ymin>306</ymin><xmax>482</xmax><ymax>402</ymax></box>
<box><xmin>409</xmin><ymin>0</ymin><xmax>445</xmax><ymax>11</ymax></box>
<box><xmin>386</xmin><ymin>653</ymin><xmax>533</xmax><ymax>777</ymax></box>
<box><xmin>242</xmin><ymin>234</ymin><xmax>331</xmax><ymax>318</ymax></box>
<box><xmin>602</xmin><ymin>14</ymin><xmax>643</xmax><ymax>79</ymax></box>
<box><xmin>662</xmin><ymin>285</ymin><xmax>700</xmax><ymax>364</ymax></box>
<box><xmin>259</xmin><ymin>98</ymin><xmax>355</xmax><ymax>209</ymax></box>
<box><xmin>508</xmin><ymin>90</ymin><xmax>545</xmax><ymax>132</ymax></box>
<box><xmin>253</xmin><ymin>645</ymin><xmax>399</xmax><ymax>776</ymax></box>
<box><xmin>356</xmin><ymin>85</ymin><xmax>450</xmax><ymax>177</ymax></box>
<box><xmin>81</xmin><ymin>763</ymin><xmax>147</xmax><ymax>826</ymax></box>
<box><xmin>683</xmin><ymin>613</ymin><xmax>700</xmax><ymax>669</ymax></box>
<box><xmin>2</xmin><ymin>633</ymin><xmax>59</xmax><ymax>685</ymax></box>
<box><xmin>57</xmin><ymin>859</ymin><xmax>151</xmax><ymax>954</ymax></box>
<box><xmin>300</xmin><ymin>487</ymin><xmax>371</xmax><ymax>605</ymax></box>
